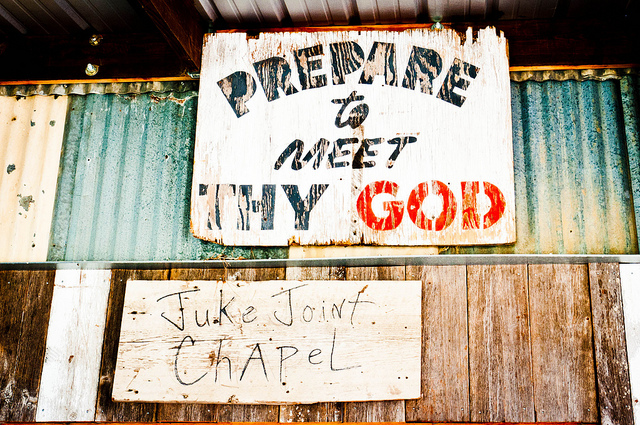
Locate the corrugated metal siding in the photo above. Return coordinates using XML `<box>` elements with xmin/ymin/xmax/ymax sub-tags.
<box><xmin>47</xmin><ymin>91</ymin><xmax>286</xmax><ymax>261</ymax></box>
<box><xmin>42</xmin><ymin>77</ymin><xmax>640</xmax><ymax>259</ymax></box>
<box><xmin>0</xmin><ymin>95</ymin><xmax>69</xmax><ymax>261</ymax></box>
<box><xmin>622</xmin><ymin>74</ymin><xmax>640</xmax><ymax>249</ymax></box>
<box><xmin>446</xmin><ymin>78</ymin><xmax>638</xmax><ymax>254</ymax></box>
<box><xmin>197</xmin><ymin>0</ymin><xmax>634</xmax><ymax>26</ymax></box>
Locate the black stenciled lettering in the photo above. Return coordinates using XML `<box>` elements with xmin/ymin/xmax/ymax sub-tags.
<box><xmin>308</xmin><ymin>348</ymin><xmax>322</xmax><ymax>364</ymax></box>
<box><xmin>157</xmin><ymin>289</ymin><xmax>200</xmax><ymax>331</ymax></box>
<box><xmin>260</xmin><ymin>184</ymin><xmax>276</xmax><ymax>230</ymax></box>
<box><xmin>274</xmin><ymin>139</ymin><xmax>331</xmax><ymax>171</ymax></box>
<box><xmin>214</xmin><ymin>184</ymin><xmax>236</xmax><ymax>230</ymax></box>
<box><xmin>330</xmin><ymin>41</ymin><xmax>365</xmax><ymax>85</ymax></box>
<box><xmin>253</xmin><ymin>57</ymin><xmax>299</xmax><ymax>102</ymax></box>
<box><xmin>402</xmin><ymin>46</ymin><xmax>443</xmax><ymax>94</ymax></box>
<box><xmin>294</xmin><ymin>44</ymin><xmax>327</xmax><ymax>90</ymax></box>
<box><xmin>281</xmin><ymin>184</ymin><xmax>330</xmax><ymax>230</ymax></box>
<box><xmin>330</xmin><ymin>328</ymin><xmax>360</xmax><ymax>371</ymax></box>
<box><xmin>242</xmin><ymin>306</ymin><xmax>257</xmax><ymax>323</ymax></box>
<box><xmin>240</xmin><ymin>343</ymin><xmax>268</xmax><ymax>381</ymax></box>
<box><xmin>272</xmin><ymin>283</ymin><xmax>307</xmax><ymax>326</ymax></box>
<box><xmin>386</xmin><ymin>136</ymin><xmax>417</xmax><ymax>168</ymax></box>
<box><xmin>331</xmin><ymin>91</ymin><xmax>369</xmax><ymax>129</ymax></box>
<box><xmin>236</xmin><ymin>184</ymin><xmax>276</xmax><ymax>231</ymax></box>
<box><xmin>174</xmin><ymin>335</ymin><xmax>208</xmax><ymax>385</ymax></box>
<box><xmin>348</xmin><ymin>291</ymin><xmax>375</xmax><ymax>325</ymax></box>
<box><xmin>214</xmin><ymin>338</ymin><xmax>232</xmax><ymax>382</ymax></box>
<box><xmin>436</xmin><ymin>58</ymin><xmax>480</xmax><ymax>107</ymax></box>
<box><xmin>217</xmin><ymin>71</ymin><xmax>257</xmax><ymax>118</ymax></box>
<box><xmin>327</xmin><ymin>138</ymin><xmax>357</xmax><ymax>168</ymax></box>
<box><xmin>218</xmin><ymin>289</ymin><xmax>235</xmax><ymax>325</ymax></box>
<box><xmin>359</xmin><ymin>41</ymin><xmax>397</xmax><ymax>86</ymax></box>
<box><xmin>238</xmin><ymin>184</ymin><xmax>252</xmax><ymax>231</ymax></box>
<box><xmin>277</xmin><ymin>346</ymin><xmax>299</xmax><ymax>382</ymax></box>
<box><xmin>353</xmin><ymin>138</ymin><xmax>382</xmax><ymax>168</ymax></box>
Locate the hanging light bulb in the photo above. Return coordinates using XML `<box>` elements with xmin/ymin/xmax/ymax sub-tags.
<box><xmin>85</xmin><ymin>63</ymin><xmax>99</xmax><ymax>76</ymax></box>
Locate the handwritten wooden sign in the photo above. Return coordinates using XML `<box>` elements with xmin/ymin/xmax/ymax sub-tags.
<box><xmin>112</xmin><ymin>280</ymin><xmax>422</xmax><ymax>404</ymax></box>
<box><xmin>191</xmin><ymin>27</ymin><xmax>515</xmax><ymax>246</ymax></box>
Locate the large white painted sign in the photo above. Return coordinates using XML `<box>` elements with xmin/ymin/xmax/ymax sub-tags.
<box><xmin>192</xmin><ymin>27</ymin><xmax>515</xmax><ymax>246</ymax></box>
<box><xmin>112</xmin><ymin>280</ymin><xmax>421</xmax><ymax>403</ymax></box>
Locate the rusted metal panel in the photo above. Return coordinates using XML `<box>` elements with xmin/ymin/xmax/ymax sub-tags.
<box><xmin>47</xmin><ymin>91</ymin><xmax>286</xmax><ymax>261</ymax></box>
<box><xmin>621</xmin><ymin>75</ymin><xmax>640</xmax><ymax>253</ymax></box>
<box><xmin>0</xmin><ymin>95</ymin><xmax>69</xmax><ymax>262</ymax></box>
<box><xmin>192</xmin><ymin>28</ymin><xmax>515</xmax><ymax>246</ymax></box>
<box><xmin>446</xmin><ymin>78</ymin><xmax>638</xmax><ymax>254</ymax></box>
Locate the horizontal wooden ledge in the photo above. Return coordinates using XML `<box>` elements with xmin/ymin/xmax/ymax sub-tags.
<box><xmin>0</xmin><ymin>64</ymin><xmax>637</xmax><ymax>86</ymax></box>
<box><xmin>2</xmin><ymin>423</ymin><xmax>599</xmax><ymax>425</ymax></box>
<box><xmin>0</xmin><ymin>76</ymin><xmax>196</xmax><ymax>86</ymax></box>
<box><xmin>1</xmin><ymin>254</ymin><xmax>640</xmax><ymax>270</ymax></box>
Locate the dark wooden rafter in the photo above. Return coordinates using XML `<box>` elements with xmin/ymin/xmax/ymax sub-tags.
<box><xmin>135</xmin><ymin>0</ymin><xmax>206</xmax><ymax>72</ymax></box>
<box><xmin>0</xmin><ymin>17</ymin><xmax>637</xmax><ymax>82</ymax></box>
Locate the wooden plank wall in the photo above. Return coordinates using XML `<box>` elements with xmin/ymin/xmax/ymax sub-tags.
<box><xmin>0</xmin><ymin>263</ymin><xmax>635</xmax><ymax>424</ymax></box>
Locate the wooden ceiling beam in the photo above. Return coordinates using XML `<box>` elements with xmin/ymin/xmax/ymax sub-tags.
<box><xmin>135</xmin><ymin>0</ymin><xmax>206</xmax><ymax>71</ymax></box>
<box><xmin>0</xmin><ymin>32</ymin><xmax>189</xmax><ymax>81</ymax></box>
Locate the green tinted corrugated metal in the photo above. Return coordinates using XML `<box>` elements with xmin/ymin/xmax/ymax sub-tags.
<box><xmin>49</xmin><ymin>78</ymin><xmax>639</xmax><ymax>259</ymax></box>
<box><xmin>446</xmin><ymin>79</ymin><xmax>638</xmax><ymax>254</ymax></box>
<box><xmin>48</xmin><ymin>91</ymin><xmax>286</xmax><ymax>261</ymax></box>
<box><xmin>622</xmin><ymin>75</ymin><xmax>640</xmax><ymax>252</ymax></box>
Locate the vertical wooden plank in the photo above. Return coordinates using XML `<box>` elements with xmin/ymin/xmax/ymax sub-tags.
<box><xmin>0</xmin><ymin>270</ymin><xmax>55</xmax><ymax>421</ymax></box>
<box><xmin>467</xmin><ymin>264</ymin><xmax>534</xmax><ymax>422</ymax></box>
<box><xmin>279</xmin><ymin>266</ymin><xmax>345</xmax><ymax>423</ymax></box>
<box><xmin>589</xmin><ymin>263</ymin><xmax>634</xmax><ymax>425</ymax></box>
<box><xmin>154</xmin><ymin>267</ymin><xmax>226</xmax><ymax>421</ymax></box>
<box><xmin>343</xmin><ymin>266</ymin><xmax>406</xmax><ymax>422</ymax></box>
<box><xmin>95</xmin><ymin>269</ymin><xmax>169</xmax><ymax>421</ymax></box>
<box><xmin>621</xmin><ymin>264</ymin><xmax>640</xmax><ymax>425</ymax></box>
<box><xmin>214</xmin><ymin>266</ymin><xmax>285</xmax><ymax>423</ymax></box>
<box><xmin>405</xmin><ymin>265</ymin><xmax>469</xmax><ymax>422</ymax></box>
<box><xmin>36</xmin><ymin>269</ymin><xmax>111</xmax><ymax>421</ymax></box>
<box><xmin>528</xmin><ymin>264</ymin><xmax>597</xmax><ymax>421</ymax></box>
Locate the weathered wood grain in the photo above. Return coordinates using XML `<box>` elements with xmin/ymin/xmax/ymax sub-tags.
<box><xmin>343</xmin><ymin>266</ymin><xmax>406</xmax><ymax>422</ymax></box>
<box><xmin>620</xmin><ymin>264</ymin><xmax>640</xmax><ymax>425</ymax></box>
<box><xmin>36</xmin><ymin>269</ymin><xmax>112</xmax><ymax>421</ymax></box>
<box><xmin>193</xmin><ymin>29</ymin><xmax>515</xmax><ymax>247</ymax></box>
<box><xmin>113</xmin><ymin>279</ymin><xmax>421</xmax><ymax>403</ymax></box>
<box><xmin>216</xmin><ymin>266</ymin><xmax>285</xmax><ymax>422</ymax></box>
<box><xmin>96</xmin><ymin>269</ymin><xmax>169</xmax><ymax>421</ymax></box>
<box><xmin>0</xmin><ymin>270</ymin><xmax>55</xmax><ymax>421</ymax></box>
<box><xmin>528</xmin><ymin>264</ymin><xmax>597</xmax><ymax>421</ymax></box>
<box><xmin>154</xmin><ymin>267</ymin><xmax>226</xmax><ymax>421</ymax></box>
<box><xmin>589</xmin><ymin>263</ymin><xmax>634</xmax><ymax>425</ymax></box>
<box><xmin>467</xmin><ymin>264</ymin><xmax>534</xmax><ymax>422</ymax></box>
<box><xmin>280</xmin><ymin>266</ymin><xmax>346</xmax><ymax>423</ymax></box>
<box><xmin>405</xmin><ymin>265</ymin><xmax>469</xmax><ymax>422</ymax></box>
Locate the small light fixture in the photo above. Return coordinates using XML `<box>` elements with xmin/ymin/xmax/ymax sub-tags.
<box><xmin>89</xmin><ymin>34</ymin><xmax>103</xmax><ymax>46</ymax></box>
<box><xmin>85</xmin><ymin>63</ymin><xmax>99</xmax><ymax>76</ymax></box>
<box><xmin>431</xmin><ymin>16</ymin><xmax>444</xmax><ymax>30</ymax></box>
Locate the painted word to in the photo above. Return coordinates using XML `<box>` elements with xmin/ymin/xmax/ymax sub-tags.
<box><xmin>218</xmin><ymin>42</ymin><xmax>479</xmax><ymax>117</ymax></box>
<box><xmin>113</xmin><ymin>280</ymin><xmax>421</xmax><ymax>404</ymax></box>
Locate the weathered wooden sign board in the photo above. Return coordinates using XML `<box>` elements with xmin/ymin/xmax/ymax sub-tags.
<box><xmin>192</xmin><ymin>27</ymin><xmax>515</xmax><ymax>246</ymax></box>
<box><xmin>112</xmin><ymin>280</ymin><xmax>421</xmax><ymax>404</ymax></box>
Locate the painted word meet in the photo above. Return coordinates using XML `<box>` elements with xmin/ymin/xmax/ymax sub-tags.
<box><xmin>192</xmin><ymin>28</ymin><xmax>515</xmax><ymax>246</ymax></box>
